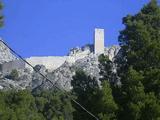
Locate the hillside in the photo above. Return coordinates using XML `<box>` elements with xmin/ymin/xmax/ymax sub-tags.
<box><xmin>0</xmin><ymin>42</ymin><xmax>120</xmax><ymax>90</ymax></box>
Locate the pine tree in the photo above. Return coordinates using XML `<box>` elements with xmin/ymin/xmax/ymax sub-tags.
<box><xmin>0</xmin><ymin>90</ymin><xmax>43</xmax><ymax>120</ymax></box>
<box><xmin>98</xmin><ymin>81</ymin><xmax>118</xmax><ymax>120</ymax></box>
<box><xmin>117</xmin><ymin>67</ymin><xmax>145</xmax><ymax>120</ymax></box>
<box><xmin>98</xmin><ymin>54</ymin><xmax>113</xmax><ymax>82</ymax></box>
<box><xmin>119</xmin><ymin>0</ymin><xmax>160</xmax><ymax>71</ymax></box>
<box><xmin>72</xmin><ymin>70</ymin><xmax>118</xmax><ymax>120</ymax></box>
<box><xmin>71</xmin><ymin>70</ymin><xmax>99</xmax><ymax>120</ymax></box>
<box><xmin>117</xmin><ymin>0</ymin><xmax>160</xmax><ymax>119</ymax></box>
<box><xmin>34</xmin><ymin>90</ymin><xmax>74</xmax><ymax>120</ymax></box>
<box><xmin>0</xmin><ymin>90</ymin><xmax>74</xmax><ymax>120</ymax></box>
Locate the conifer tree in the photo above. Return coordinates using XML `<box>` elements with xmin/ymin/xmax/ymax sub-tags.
<box><xmin>98</xmin><ymin>54</ymin><xmax>113</xmax><ymax>82</ymax></box>
<box><xmin>117</xmin><ymin>0</ymin><xmax>160</xmax><ymax>119</ymax></box>
<box><xmin>71</xmin><ymin>70</ymin><xmax>99</xmax><ymax>120</ymax></box>
<box><xmin>98</xmin><ymin>81</ymin><xmax>118</xmax><ymax>120</ymax></box>
<box><xmin>119</xmin><ymin>0</ymin><xmax>160</xmax><ymax>72</ymax></box>
<box><xmin>72</xmin><ymin>70</ymin><xmax>118</xmax><ymax>120</ymax></box>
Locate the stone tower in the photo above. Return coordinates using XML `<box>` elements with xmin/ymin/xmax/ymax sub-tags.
<box><xmin>94</xmin><ymin>28</ymin><xmax>104</xmax><ymax>55</ymax></box>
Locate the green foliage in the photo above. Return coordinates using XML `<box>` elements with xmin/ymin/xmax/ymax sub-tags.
<box><xmin>117</xmin><ymin>67</ymin><xmax>146</xmax><ymax>120</ymax></box>
<box><xmin>141</xmin><ymin>93</ymin><xmax>160</xmax><ymax>120</ymax></box>
<box><xmin>0</xmin><ymin>90</ymin><xmax>42</xmax><ymax>120</ymax></box>
<box><xmin>72</xmin><ymin>70</ymin><xmax>118</xmax><ymax>120</ymax></box>
<box><xmin>33</xmin><ymin>90</ymin><xmax>74</xmax><ymax>120</ymax></box>
<box><xmin>98</xmin><ymin>54</ymin><xmax>120</xmax><ymax>85</ymax></box>
<box><xmin>115</xmin><ymin>0</ymin><xmax>160</xmax><ymax>120</ymax></box>
<box><xmin>0</xmin><ymin>90</ymin><xmax>74</xmax><ymax>120</ymax></box>
<box><xmin>119</xmin><ymin>0</ymin><xmax>160</xmax><ymax>71</ymax></box>
<box><xmin>72</xmin><ymin>70</ymin><xmax>99</xmax><ymax>94</ymax></box>
<box><xmin>98</xmin><ymin>81</ymin><xmax>118</xmax><ymax>120</ymax></box>
<box><xmin>98</xmin><ymin>54</ymin><xmax>113</xmax><ymax>82</ymax></box>
<box><xmin>98</xmin><ymin>55</ymin><xmax>119</xmax><ymax>119</ymax></box>
<box><xmin>71</xmin><ymin>70</ymin><xmax>99</xmax><ymax>120</ymax></box>
<box><xmin>143</xmin><ymin>68</ymin><xmax>160</xmax><ymax>97</ymax></box>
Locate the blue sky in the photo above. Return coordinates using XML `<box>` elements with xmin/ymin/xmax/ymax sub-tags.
<box><xmin>0</xmin><ymin>0</ymin><xmax>150</xmax><ymax>57</ymax></box>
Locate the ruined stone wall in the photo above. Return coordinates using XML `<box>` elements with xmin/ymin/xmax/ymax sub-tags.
<box><xmin>25</xmin><ymin>54</ymin><xmax>90</xmax><ymax>71</ymax></box>
<box><xmin>26</xmin><ymin>56</ymin><xmax>68</xmax><ymax>71</ymax></box>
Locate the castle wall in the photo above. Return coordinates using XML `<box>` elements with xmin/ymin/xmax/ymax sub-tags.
<box><xmin>26</xmin><ymin>56</ymin><xmax>68</xmax><ymax>71</ymax></box>
<box><xmin>25</xmin><ymin>51</ymin><xmax>91</xmax><ymax>71</ymax></box>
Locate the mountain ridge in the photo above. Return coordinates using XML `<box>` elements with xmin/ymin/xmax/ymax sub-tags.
<box><xmin>0</xmin><ymin>41</ymin><xmax>120</xmax><ymax>90</ymax></box>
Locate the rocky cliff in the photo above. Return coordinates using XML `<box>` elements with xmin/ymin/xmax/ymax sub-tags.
<box><xmin>0</xmin><ymin>40</ymin><xmax>16</xmax><ymax>64</ymax></box>
<box><xmin>0</xmin><ymin>43</ymin><xmax>120</xmax><ymax>90</ymax></box>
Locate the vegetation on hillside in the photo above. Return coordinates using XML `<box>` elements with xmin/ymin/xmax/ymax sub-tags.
<box><xmin>0</xmin><ymin>90</ymin><xmax>74</xmax><ymax>120</ymax></box>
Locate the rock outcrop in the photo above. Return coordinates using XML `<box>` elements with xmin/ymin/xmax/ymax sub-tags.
<box><xmin>0</xmin><ymin>40</ymin><xmax>16</xmax><ymax>64</ymax></box>
<box><xmin>0</xmin><ymin>43</ymin><xmax>121</xmax><ymax>90</ymax></box>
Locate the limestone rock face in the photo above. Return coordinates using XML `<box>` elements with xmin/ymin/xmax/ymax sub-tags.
<box><xmin>0</xmin><ymin>41</ymin><xmax>16</xmax><ymax>64</ymax></box>
<box><xmin>104</xmin><ymin>46</ymin><xmax>121</xmax><ymax>61</ymax></box>
<box><xmin>0</xmin><ymin>44</ymin><xmax>121</xmax><ymax>90</ymax></box>
<box><xmin>25</xmin><ymin>45</ymin><xmax>94</xmax><ymax>71</ymax></box>
<box><xmin>36</xmin><ymin>54</ymin><xmax>100</xmax><ymax>91</ymax></box>
<box><xmin>30</xmin><ymin>45</ymin><xmax>121</xmax><ymax>90</ymax></box>
<box><xmin>0</xmin><ymin>68</ymin><xmax>32</xmax><ymax>90</ymax></box>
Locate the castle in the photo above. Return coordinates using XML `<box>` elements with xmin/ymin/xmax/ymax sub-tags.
<box><xmin>0</xmin><ymin>28</ymin><xmax>105</xmax><ymax>73</ymax></box>
<box><xmin>25</xmin><ymin>28</ymin><xmax>105</xmax><ymax>71</ymax></box>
